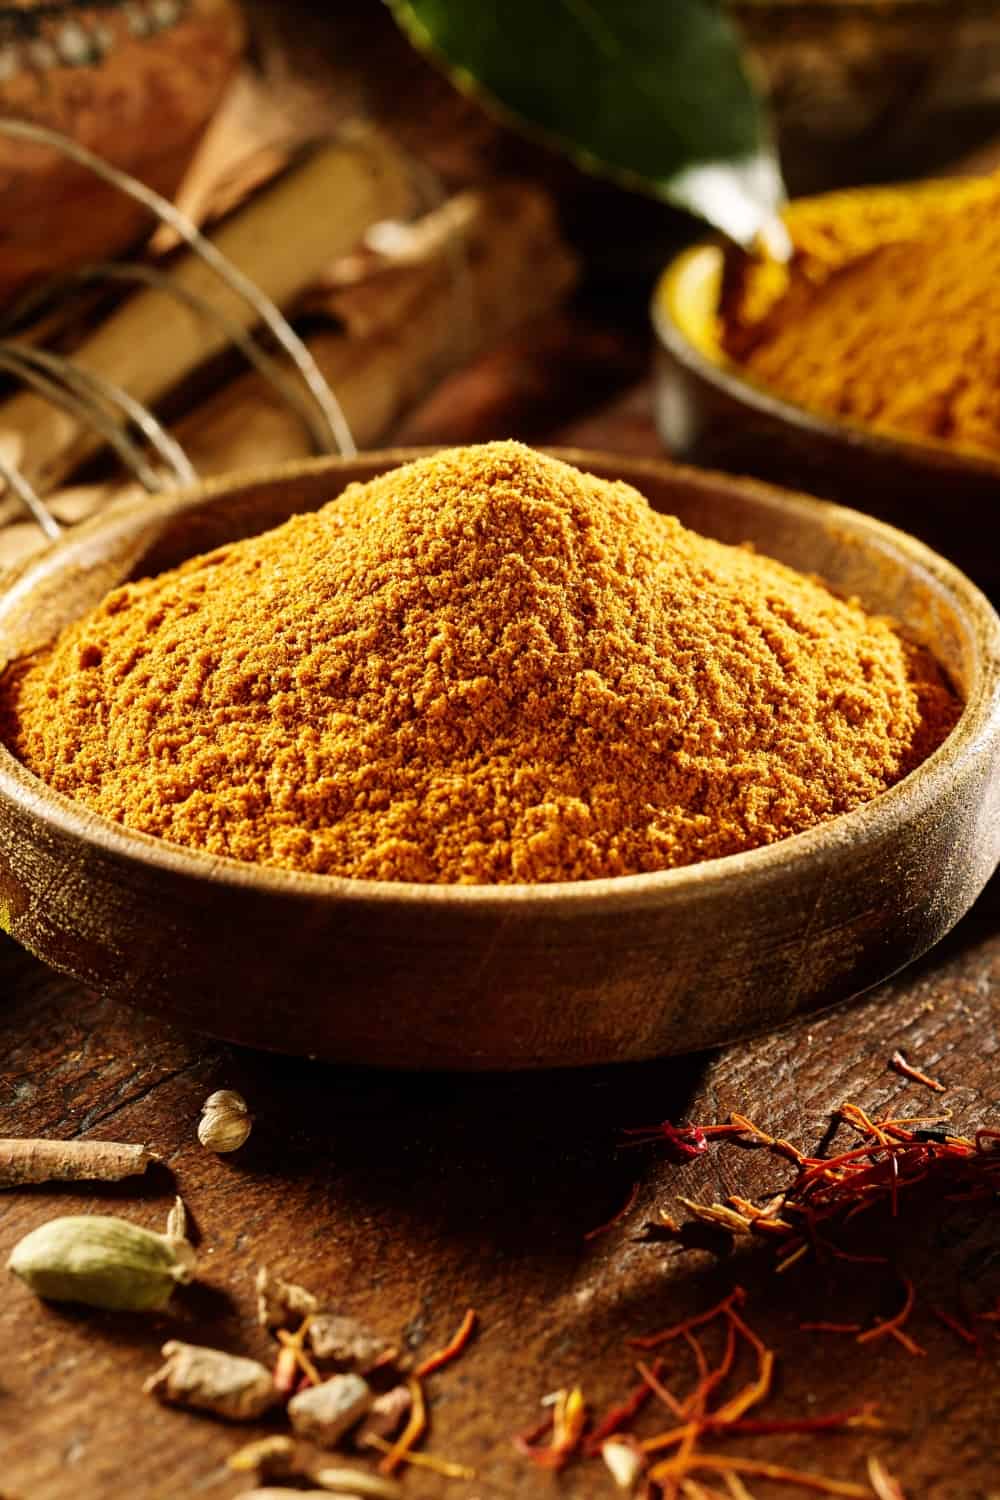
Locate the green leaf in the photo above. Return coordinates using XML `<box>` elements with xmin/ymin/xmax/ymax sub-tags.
<box><xmin>386</xmin><ymin>0</ymin><xmax>784</xmax><ymax>246</ymax></box>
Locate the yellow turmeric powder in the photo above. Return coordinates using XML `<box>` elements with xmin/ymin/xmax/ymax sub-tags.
<box><xmin>0</xmin><ymin>444</ymin><xmax>958</xmax><ymax>884</ymax></box>
<box><xmin>721</xmin><ymin>174</ymin><xmax>1000</xmax><ymax>458</ymax></box>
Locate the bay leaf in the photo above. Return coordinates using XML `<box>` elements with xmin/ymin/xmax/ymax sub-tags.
<box><xmin>387</xmin><ymin>0</ymin><xmax>785</xmax><ymax>247</ymax></box>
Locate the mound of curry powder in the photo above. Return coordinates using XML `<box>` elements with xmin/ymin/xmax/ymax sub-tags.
<box><xmin>0</xmin><ymin>444</ymin><xmax>959</xmax><ymax>883</ymax></box>
<box><xmin>721</xmin><ymin>175</ymin><xmax>1000</xmax><ymax>456</ymax></box>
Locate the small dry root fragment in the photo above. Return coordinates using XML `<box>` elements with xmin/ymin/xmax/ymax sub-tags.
<box><xmin>8</xmin><ymin>1215</ymin><xmax>194</xmax><ymax>1311</ymax></box>
<box><xmin>144</xmin><ymin>1341</ymin><xmax>279</xmax><ymax>1420</ymax></box>
<box><xmin>288</xmin><ymin>1373</ymin><xmax>373</xmax><ymax>1447</ymax></box>
<box><xmin>198</xmin><ymin>1090</ymin><xmax>252</xmax><ymax>1153</ymax></box>
<box><xmin>0</xmin><ymin>1138</ymin><xmax>158</xmax><ymax>1187</ymax></box>
<box><xmin>313</xmin><ymin>1468</ymin><xmax>404</xmax><ymax>1498</ymax></box>
<box><xmin>228</xmin><ymin>1435</ymin><xmax>299</xmax><ymax>1481</ymax></box>
<box><xmin>256</xmin><ymin>1264</ymin><xmax>319</xmax><ymax>1330</ymax></box>
<box><xmin>309</xmin><ymin>1313</ymin><xmax>393</xmax><ymax>1372</ymax></box>
<box><xmin>355</xmin><ymin>1386</ymin><xmax>413</xmax><ymax>1450</ymax></box>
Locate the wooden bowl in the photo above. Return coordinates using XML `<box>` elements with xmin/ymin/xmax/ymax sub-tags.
<box><xmin>0</xmin><ymin>451</ymin><xmax>998</xmax><ymax>1070</ymax></box>
<box><xmin>652</xmin><ymin>235</ymin><xmax>1000</xmax><ymax>599</ymax></box>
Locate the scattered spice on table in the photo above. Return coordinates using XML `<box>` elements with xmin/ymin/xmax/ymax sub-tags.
<box><xmin>355</xmin><ymin>1385</ymin><xmax>413</xmax><ymax>1450</ymax></box>
<box><xmin>0</xmin><ymin>1136</ymin><xmax>158</xmax><ymax>1187</ymax></box>
<box><xmin>0</xmin><ymin>443</ymin><xmax>959</xmax><ymax>884</ymax></box>
<box><xmin>584</xmin><ymin>1360</ymin><xmax>664</xmax><ymax>1453</ymax></box>
<box><xmin>637</xmin><ymin>1100</ymin><xmax>1000</xmax><ymax>1302</ymax></box>
<box><xmin>256</xmin><ymin>1264</ymin><xmax>319</xmax><ymax>1329</ymax></box>
<box><xmin>8</xmin><ymin>1212</ymin><xmax>194</xmax><ymax>1311</ymax></box>
<box><xmin>288</xmin><ymin>1372</ymin><xmax>373</xmax><ymax>1447</ymax></box>
<box><xmin>508</xmin><ymin>1082</ymin><xmax>998</xmax><ymax>1494</ymax></box>
<box><xmin>517</xmin><ymin>1289</ymin><xmax>888</xmax><ymax>1496</ymax></box>
<box><xmin>197</xmin><ymin>1088</ymin><xmax>252</xmax><ymax>1152</ymax></box>
<box><xmin>377</xmin><ymin>1376</ymin><xmax>427</xmax><ymax>1475</ymax></box>
<box><xmin>145</xmin><ymin>1340</ymin><xmax>280</xmax><ymax>1420</ymax></box>
<box><xmin>927</xmin><ymin>1304</ymin><xmax>982</xmax><ymax>1352</ymax></box>
<box><xmin>311</xmin><ymin>1467</ymin><xmax>405</xmax><ymax>1498</ymax></box>
<box><xmin>275</xmin><ymin>1316</ymin><xmax>323</xmax><ymax>1393</ymax></box>
<box><xmin>308</xmin><ymin>1312</ymin><xmax>396</xmax><ymax>1372</ymax></box>
<box><xmin>165</xmin><ymin>1194</ymin><xmax>189</xmax><ymax>1241</ymax></box>
<box><xmin>515</xmin><ymin>1385</ymin><xmax>588</xmax><ymax>1471</ymax></box>
<box><xmin>867</xmin><ymin>1455</ymin><xmax>909</xmax><ymax>1500</ymax></box>
<box><xmin>413</xmin><ymin>1306</ymin><xmax>478</xmax><ymax>1377</ymax></box>
<box><xmin>888</xmin><ymin>1050</ymin><xmax>945</xmax><ymax>1093</ymax></box>
<box><xmin>228</xmin><ymin>1435</ymin><xmax>298</xmax><ymax>1481</ymax></box>
<box><xmin>361</xmin><ymin>1436</ymin><xmax>477</xmax><ymax>1481</ymax></box>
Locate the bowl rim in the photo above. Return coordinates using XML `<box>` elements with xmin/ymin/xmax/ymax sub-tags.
<box><xmin>651</xmin><ymin>229</ymin><xmax>1000</xmax><ymax>485</ymax></box>
<box><xmin>1</xmin><ymin>446</ymin><xmax>998</xmax><ymax>914</ymax></box>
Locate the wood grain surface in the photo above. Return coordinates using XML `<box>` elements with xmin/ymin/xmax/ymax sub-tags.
<box><xmin>1</xmin><ymin>878</ymin><xmax>998</xmax><ymax>1499</ymax></box>
<box><xmin>1</xmin><ymin>381</ymin><xmax>999</xmax><ymax>1499</ymax></box>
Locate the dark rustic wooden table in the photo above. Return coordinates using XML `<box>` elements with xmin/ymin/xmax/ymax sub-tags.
<box><xmin>2</xmin><ymin>375</ymin><xmax>999</xmax><ymax>1500</ymax></box>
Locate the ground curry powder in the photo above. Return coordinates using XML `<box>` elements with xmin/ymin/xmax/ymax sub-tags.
<box><xmin>0</xmin><ymin>444</ymin><xmax>958</xmax><ymax>884</ymax></box>
<box><xmin>721</xmin><ymin>175</ymin><xmax>1000</xmax><ymax>457</ymax></box>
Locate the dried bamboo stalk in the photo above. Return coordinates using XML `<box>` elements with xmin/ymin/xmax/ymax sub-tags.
<box><xmin>0</xmin><ymin>129</ymin><xmax>416</xmax><ymax>494</ymax></box>
<box><xmin>174</xmin><ymin>183</ymin><xmax>578</xmax><ymax>473</ymax></box>
<box><xmin>0</xmin><ymin>184</ymin><xmax>576</xmax><ymax>572</ymax></box>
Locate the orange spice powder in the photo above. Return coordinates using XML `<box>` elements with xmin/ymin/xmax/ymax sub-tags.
<box><xmin>0</xmin><ymin>444</ymin><xmax>959</xmax><ymax>883</ymax></box>
<box><xmin>721</xmin><ymin>175</ymin><xmax>1000</xmax><ymax>457</ymax></box>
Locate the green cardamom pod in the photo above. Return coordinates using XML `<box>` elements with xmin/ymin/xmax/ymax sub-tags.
<box><xmin>7</xmin><ymin>1214</ymin><xmax>195</xmax><ymax>1311</ymax></box>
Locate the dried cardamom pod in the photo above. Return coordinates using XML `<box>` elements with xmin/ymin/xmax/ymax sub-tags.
<box><xmin>8</xmin><ymin>1214</ymin><xmax>195</xmax><ymax>1311</ymax></box>
<box><xmin>198</xmin><ymin>1089</ymin><xmax>252</xmax><ymax>1153</ymax></box>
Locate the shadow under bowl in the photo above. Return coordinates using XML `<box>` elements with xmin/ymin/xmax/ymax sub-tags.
<box><xmin>0</xmin><ymin>450</ymin><xmax>998</xmax><ymax>1069</ymax></box>
<box><xmin>652</xmin><ymin>234</ymin><xmax>1000</xmax><ymax>600</ymax></box>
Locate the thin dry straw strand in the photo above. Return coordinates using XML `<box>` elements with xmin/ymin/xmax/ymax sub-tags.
<box><xmin>0</xmin><ymin>452</ymin><xmax>59</xmax><ymax>540</ymax></box>
<box><xmin>0</xmin><ymin>345</ymin><xmax>163</xmax><ymax>492</ymax></box>
<box><xmin>0</xmin><ymin>118</ymin><xmax>356</xmax><ymax>459</ymax></box>
<box><xmin>67</xmin><ymin>262</ymin><xmax>333</xmax><ymax>453</ymax></box>
<box><xmin>0</xmin><ymin>343</ymin><xmax>196</xmax><ymax>487</ymax></box>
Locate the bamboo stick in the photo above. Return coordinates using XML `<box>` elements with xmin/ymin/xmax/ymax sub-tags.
<box><xmin>0</xmin><ymin>184</ymin><xmax>577</xmax><ymax>571</ymax></box>
<box><xmin>174</xmin><ymin>184</ymin><xmax>578</xmax><ymax>473</ymax></box>
<box><xmin>0</xmin><ymin>129</ymin><xmax>416</xmax><ymax>494</ymax></box>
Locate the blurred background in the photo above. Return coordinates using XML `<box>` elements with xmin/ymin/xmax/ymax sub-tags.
<box><xmin>2</xmin><ymin>0</ymin><xmax>1000</xmax><ymax>568</ymax></box>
